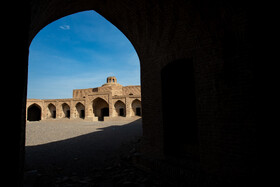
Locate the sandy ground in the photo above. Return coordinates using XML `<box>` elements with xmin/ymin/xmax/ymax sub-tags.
<box><xmin>24</xmin><ymin>118</ymin><xmax>148</xmax><ymax>186</ymax></box>
<box><xmin>24</xmin><ymin>118</ymin><xmax>185</xmax><ymax>187</ymax></box>
<box><xmin>25</xmin><ymin>118</ymin><xmax>142</xmax><ymax>171</ymax></box>
<box><xmin>26</xmin><ymin>118</ymin><xmax>142</xmax><ymax>146</ymax></box>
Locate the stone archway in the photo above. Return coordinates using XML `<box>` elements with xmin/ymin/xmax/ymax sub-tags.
<box><xmin>131</xmin><ymin>99</ymin><xmax>141</xmax><ymax>116</ymax></box>
<box><xmin>27</xmin><ymin>104</ymin><xmax>41</xmax><ymax>121</ymax></box>
<box><xmin>75</xmin><ymin>102</ymin><xmax>85</xmax><ymax>119</ymax></box>
<box><xmin>114</xmin><ymin>100</ymin><xmax>126</xmax><ymax>117</ymax></box>
<box><xmin>62</xmin><ymin>103</ymin><xmax>70</xmax><ymax>118</ymax></box>
<box><xmin>92</xmin><ymin>97</ymin><xmax>109</xmax><ymax>121</ymax></box>
<box><xmin>47</xmin><ymin>103</ymin><xmax>56</xmax><ymax>119</ymax></box>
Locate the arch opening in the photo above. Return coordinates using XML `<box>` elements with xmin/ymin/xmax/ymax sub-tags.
<box><xmin>76</xmin><ymin>102</ymin><xmax>85</xmax><ymax>119</ymax></box>
<box><xmin>131</xmin><ymin>99</ymin><xmax>141</xmax><ymax>117</ymax></box>
<box><xmin>92</xmin><ymin>98</ymin><xmax>109</xmax><ymax>121</ymax></box>
<box><xmin>27</xmin><ymin>104</ymin><xmax>41</xmax><ymax>121</ymax></box>
<box><xmin>28</xmin><ymin>10</ymin><xmax>141</xmax><ymax>121</ymax></box>
<box><xmin>25</xmin><ymin>9</ymin><xmax>143</xmax><ymax>184</ymax></box>
<box><xmin>62</xmin><ymin>103</ymin><xmax>70</xmax><ymax>118</ymax></box>
<box><xmin>47</xmin><ymin>104</ymin><xmax>56</xmax><ymax>119</ymax></box>
<box><xmin>114</xmin><ymin>100</ymin><xmax>126</xmax><ymax>117</ymax></box>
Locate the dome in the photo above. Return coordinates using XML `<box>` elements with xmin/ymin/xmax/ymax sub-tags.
<box><xmin>107</xmin><ymin>76</ymin><xmax>117</xmax><ymax>83</ymax></box>
<box><xmin>102</xmin><ymin>76</ymin><xmax>122</xmax><ymax>87</ymax></box>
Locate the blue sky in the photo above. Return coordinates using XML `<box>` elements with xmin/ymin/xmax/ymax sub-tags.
<box><xmin>28</xmin><ymin>10</ymin><xmax>140</xmax><ymax>99</ymax></box>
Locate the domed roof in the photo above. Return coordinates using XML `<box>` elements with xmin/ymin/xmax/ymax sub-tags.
<box><xmin>102</xmin><ymin>76</ymin><xmax>122</xmax><ymax>87</ymax></box>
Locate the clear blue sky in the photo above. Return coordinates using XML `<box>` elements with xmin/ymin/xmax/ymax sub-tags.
<box><xmin>28</xmin><ymin>10</ymin><xmax>140</xmax><ymax>99</ymax></box>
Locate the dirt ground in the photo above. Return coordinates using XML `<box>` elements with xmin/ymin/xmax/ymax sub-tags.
<box><xmin>25</xmin><ymin>118</ymin><xmax>142</xmax><ymax>147</ymax></box>
<box><xmin>24</xmin><ymin>118</ymin><xmax>164</xmax><ymax>186</ymax></box>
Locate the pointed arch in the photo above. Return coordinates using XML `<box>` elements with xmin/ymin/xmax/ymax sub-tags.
<box><xmin>75</xmin><ymin>102</ymin><xmax>85</xmax><ymax>119</ymax></box>
<box><xmin>92</xmin><ymin>97</ymin><xmax>109</xmax><ymax>121</ymax></box>
<box><xmin>131</xmin><ymin>99</ymin><xmax>141</xmax><ymax>116</ymax></box>
<box><xmin>27</xmin><ymin>104</ymin><xmax>41</xmax><ymax>121</ymax></box>
<box><xmin>114</xmin><ymin>100</ymin><xmax>126</xmax><ymax>117</ymax></box>
<box><xmin>47</xmin><ymin>103</ymin><xmax>56</xmax><ymax>119</ymax></box>
<box><xmin>62</xmin><ymin>103</ymin><xmax>70</xmax><ymax>118</ymax></box>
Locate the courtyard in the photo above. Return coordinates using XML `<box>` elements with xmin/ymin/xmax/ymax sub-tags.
<box><xmin>24</xmin><ymin>118</ymin><xmax>155</xmax><ymax>186</ymax></box>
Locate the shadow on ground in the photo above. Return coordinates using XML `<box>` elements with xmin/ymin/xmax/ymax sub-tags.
<box><xmin>24</xmin><ymin>119</ymin><xmax>157</xmax><ymax>186</ymax></box>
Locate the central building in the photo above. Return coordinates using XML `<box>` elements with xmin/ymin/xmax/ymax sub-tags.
<box><xmin>26</xmin><ymin>76</ymin><xmax>141</xmax><ymax>121</ymax></box>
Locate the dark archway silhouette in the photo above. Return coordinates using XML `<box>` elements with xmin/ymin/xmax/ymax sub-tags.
<box><xmin>27</xmin><ymin>104</ymin><xmax>41</xmax><ymax>121</ymax></box>
<box><xmin>7</xmin><ymin>1</ymin><xmax>253</xmax><ymax>186</ymax></box>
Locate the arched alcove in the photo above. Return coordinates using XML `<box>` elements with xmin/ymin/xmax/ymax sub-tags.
<box><xmin>75</xmin><ymin>102</ymin><xmax>85</xmax><ymax>119</ymax></box>
<box><xmin>131</xmin><ymin>99</ymin><xmax>141</xmax><ymax>116</ymax></box>
<box><xmin>62</xmin><ymin>103</ymin><xmax>70</xmax><ymax>118</ymax></box>
<box><xmin>92</xmin><ymin>97</ymin><xmax>109</xmax><ymax>121</ymax></box>
<box><xmin>114</xmin><ymin>100</ymin><xmax>126</xmax><ymax>117</ymax></box>
<box><xmin>47</xmin><ymin>103</ymin><xmax>56</xmax><ymax>119</ymax></box>
<box><xmin>27</xmin><ymin>104</ymin><xmax>41</xmax><ymax>121</ymax></box>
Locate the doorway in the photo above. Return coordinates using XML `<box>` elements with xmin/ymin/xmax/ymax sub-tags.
<box><xmin>119</xmin><ymin>108</ymin><xmax>124</xmax><ymax>116</ymax></box>
<box><xmin>66</xmin><ymin>110</ymin><xmax>70</xmax><ymax>118</ymax></box>
<box><xmin>27</xmin><ymin>104</ymin><xmax>41</xmax><ymax>121</ymax></box>
<box><xmin>80</xmin><ymin>109</ymin><xmax>85</xmax><ymax>119</ymax></box>
<box><xmin>100</xmin><ymin>107</ymin><xmax>109</xmax><ymax>121</ymax></box>
<box><xmin>136</xmin><ymin>107</ymin><xmax>141</xmax><ymax>116</ymax></box>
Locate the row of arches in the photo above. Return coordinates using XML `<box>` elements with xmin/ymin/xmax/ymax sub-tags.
<box><xmin>27</xmin><ymin>98</ymin><xmax>141</xmax><ymax>121</ymax></box>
